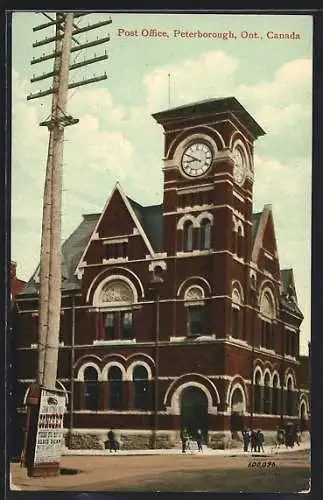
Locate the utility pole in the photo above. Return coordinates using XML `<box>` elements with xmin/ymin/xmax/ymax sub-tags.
<box><xmin>27</xmin><ymin>11</ymin><xmax>112</xmax><ymax>389</ymax></box>
<box><xmin>22</xmin><ymin>12</ymin><xmax>112</xmax><ymax>476</ymax></box>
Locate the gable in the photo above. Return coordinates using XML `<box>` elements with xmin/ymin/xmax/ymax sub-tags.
<box><xmin>252</xmin><ymin>204</ymin><xmax>280</xmax><ymax>279</ymax></box>
<box><xmin>262</xmin><ymin>211</ymin><xmax>278</xmax><ymax>257</ymax></box>
<box><xmin>77</xmin><ymin>184</ymin><xmax>156</xmax><ymax>271</ymax></box>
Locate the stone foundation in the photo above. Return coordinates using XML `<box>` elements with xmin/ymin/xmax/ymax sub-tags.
<box><xmin>64</xmin><ymin>430</ymin><xmax>177</xmax><ymax>450</ymax></box>
<box><xmin>63</xmin><ymin>429</ymin><xmax>310</xmax><ymax>450</ymax></box>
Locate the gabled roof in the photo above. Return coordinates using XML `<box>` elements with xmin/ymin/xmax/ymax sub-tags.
<box><xmin>152</xmin><ymin>97</ymin><xmax>266</xmax><ymax>139</ymax></box>
<box><xmin>252</xmin><ymin>212</ymin><xmax>261</xmax><ymax>246</ymax></box>
<box><xmin>74</xmin><ymin>183</ymin><xmax>158</xmax><ymax>279</ymax></box>
<box><xmin>18</xmin><ymin>187</ymin><xmax>164</xmax><ymax>298</ymax></box>
<box><xmin>18</xmin><ymin>213</ymin><xmax>100</xmax><ymax>296</ymax></box>
<box><xmin>127</xmin><ymin>198</ymin><xmax>163</xmax><ymax>252</ymax></box>
<box><xmin>279</xmin><ymin>268</ymin><xmax>303</xmax><ymax>317</ymax></box>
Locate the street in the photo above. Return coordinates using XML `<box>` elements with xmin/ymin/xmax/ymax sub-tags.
<box><xmin>10</xmin><ymin>449</ymin><xmax>310</xmax><ymax>493</ymax></box>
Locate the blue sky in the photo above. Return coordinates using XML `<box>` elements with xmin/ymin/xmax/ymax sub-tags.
<box><xmin>11</xmin><ymin>12</ymin><xmax>312</xmax><ymax>354</ymax></box>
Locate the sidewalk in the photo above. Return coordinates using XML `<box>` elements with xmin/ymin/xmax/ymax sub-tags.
<box><xmin>10</xmin><ymin>442</ymin><xmax>310</xmax><ymax>492</ymax></box>
<box><xmin>62</xmin><ymin>440</ymin><xmax>310</xmax><ymax>457</ymax></box>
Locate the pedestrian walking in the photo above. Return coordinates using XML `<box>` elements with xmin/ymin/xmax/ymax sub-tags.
<box><xmin>250</xmin><ymin>429</ymin><xmax>257</xmax><ymax>452</ymax></box>
<box><xmin>257</xmin><ymin>429</ymin><xmax>265</xmax><ymax>453</ymax></box>
<box><xmin>276</xmin><ymin>426</ymin><xmax>285</xmax><ymax>449</ymax></box>
<box><xmin>107</xmin><ymin>428</ymin><xmax>118</xmax><ymax>452</ymax></box>
<box><xmin>242</xmin><ymin>428</ymin><xmax>250</xmax><ymax>452</ymax></box>
<box><xmin>295</xmin><ymin>426</ymin><xmax>301</xmax><ymax>446</ymax></box>
<box><xmin>196</xmin><ymin>429</ymin><xmax>203</xmax><ymax>452</ymax></box>
<box><xmin>181</xmin><ymin>427</ymin><xmax>189</xmax><ymax>453</ymax></box>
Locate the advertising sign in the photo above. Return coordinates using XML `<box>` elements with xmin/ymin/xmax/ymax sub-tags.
<box><xmin>33</xmin><ymin>388</ymin><xmax>66</xmax><ymax>466</ymax></box>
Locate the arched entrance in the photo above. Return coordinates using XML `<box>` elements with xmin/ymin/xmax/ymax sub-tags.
<box><xmin>230</xmin><ymin>387</ymin><xmax>245</xmax><ymax>437</ymax></box>
<box><xmin>180</xmin><ymin>386</ymin><xmax>208</xmax><ymax>440</ymax></box>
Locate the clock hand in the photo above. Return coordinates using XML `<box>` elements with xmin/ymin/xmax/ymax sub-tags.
<box><xmin>185</xmin><ymin>154</ymin><xmax>201</xmax><ymax>162</ymax></box>
<box><xmin>186</xmin><ymin>158</ymin><xmax>200</xmax><ymax>164</ymax></box>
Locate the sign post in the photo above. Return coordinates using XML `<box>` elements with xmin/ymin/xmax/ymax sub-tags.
<box><xmin>22</xmin><ymin>384</ymin><xmax>66</xmax><ymax>477</ymax></box>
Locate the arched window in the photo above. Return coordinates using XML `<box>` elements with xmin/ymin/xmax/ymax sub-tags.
<box><xmin>254</xmin><ymin>371</ymin><xmax>261</xmax><ymax>414</ymax></box>
<box><xmin>231</xmin><ymin>289</ymin><xmax>241</xmax><ymax>339</ymax></box>
<box><xmin>184</xmin><ymin>286</ymin><xmax>206</xmax><ymax>337</ymax></box>
<box><xmin>96</xmin><ymin>279</ymin><xmax>136</xmax><ymax>341</ymax></box>
<box><xmin>183</xmin><ymin>220</ymin><xmax>193</xmax><ymax>252</ymax></box>
<box><xmin>84</xmin><ymin>366</ymin><xmax>99</xmax><ymax>410</ymax></box>
<box><xmin>133</xmin><ymin>365</ymin><xmax>149</xmax><ymax>410</ymax></box>
<box><xmin>200</xmin><ymin>219</ymin><xmax>211</xmax><ymax>250</ymax></box>
<box><xmin>260</xmin><ymin>290</ymin><xmax>275</xmax><ymax>350</ymax></box>
<box><xmin>264</xmin><ymin>372</ymin><xmax>271</xmax><ymax>414</ymax></box>
<box><xmin>286</xmin><ymin>378</ymin><xmax>293</xmax><ymax>416</ymax></box>
<box><xmin>272</xmin><ymin>374</ymin><xmax>279</xmax><ymax>415</ymax></box>
<box><xmin>108</xmin><ymin>366</ymin><xmax>123</xmax><ymax>410</ymax></box>
<box><xmin>237</xmin><ymin>224</ymin><xmax>244</xmax><ymax>258</ymax></box>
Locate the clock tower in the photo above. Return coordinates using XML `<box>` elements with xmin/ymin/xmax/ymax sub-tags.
<box><xmin>153</xmin><ymin>97</ymin><xmax>265</xmax><ymax>259</ymax></box>
<box><xmin>152</xmin><ymin>97</ymin><xmax>265</xmax><ymax>340</ymax></box>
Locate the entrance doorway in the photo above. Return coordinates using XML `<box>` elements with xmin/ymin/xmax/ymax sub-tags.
<box><xmin>230</xmin><ymin>387</ymin><xmax>245</xmax><ymax>437</ymax></box>
<box><xmin>180</xmin><ymin>386</ymin><xmax>208</xmax><ymax>441</ymax></box>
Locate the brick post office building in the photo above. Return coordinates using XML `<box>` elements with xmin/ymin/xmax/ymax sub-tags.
<box><xmin>14</xmin><ymin>97</ymin><xmax>310</xmax><ymax>449</ymax></box>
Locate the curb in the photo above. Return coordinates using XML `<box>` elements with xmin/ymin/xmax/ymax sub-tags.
<box><xmin>62</xmin><ymin>443</ymin><xmax>310</xmax><ymax>457</ymax></box>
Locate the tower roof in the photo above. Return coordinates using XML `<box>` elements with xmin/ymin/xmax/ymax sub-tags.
<box><xmin>152</xmin><ymin>97</ymin><xmax>266</xmax><ymax>139</ymax></box>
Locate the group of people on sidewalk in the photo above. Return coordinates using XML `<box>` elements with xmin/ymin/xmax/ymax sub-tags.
<box><xmin>242</xmin><ymin>423</ymin><xmax>302</xmax><ymax>453</ymax></box>
<box><xmin>180</xmin><ymin>428</ymin><xmax>203</xmax><ymax>453</ymax></box>
<box><xmin>104</xmin><ymin>424</ymin><xmax>302</xmax><ymax>454</ymax></box>
<box><xmin>242</xmin><ymin>428</ymin><xmax>265</xmax><ymax>452</ymax></box>
<box><xmin>275</xmin><ymin>423</ymin><xmax>301</xmax><ymax>449</ymax></box>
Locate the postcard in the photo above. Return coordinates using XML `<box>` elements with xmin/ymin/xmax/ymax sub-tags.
<box><xmin>9</xmin><ymin>11</ymin><xmax>311</xmax><ymax>493</ymax></box>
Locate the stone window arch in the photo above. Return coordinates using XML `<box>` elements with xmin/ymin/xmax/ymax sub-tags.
<box><xmin>184</xmin><ymin>286</ymin><xmax>206</xmax><ymax>337</ymax></box>
<box><xmin>229</xmin><ymin>384</ymin><xmax>246</xmax><ymax>414</ymax></box>
<box><xmin>77</xmin><ymin>361</ymin><xmax>101</xmax><ymax>382</ymax></box>
<box><xmin>166</xmin><ymin>379</ymin><xmax>219</xmax><ymax>416</ymax></box>
<box><xmin>93</xmin><ymin>276</ymin><xmax>137</xmax><ymax>341</ymax></box>
<box><xmin>94</xmin><ymin>277</ymin><xmax>137</xmax><ymax>309</ymax></box>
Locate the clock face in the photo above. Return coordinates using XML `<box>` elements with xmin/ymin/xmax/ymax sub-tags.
<box><xmin>181</xmin><ymin>142</ymin><xmax>213</xmax><ymax>177</ymax></box>
<box><xmin>232</xmin><ymin>147</ymin><xmax>246</xmax><ymax>186</ymax></box>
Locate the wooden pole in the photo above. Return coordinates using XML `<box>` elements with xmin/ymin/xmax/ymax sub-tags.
<box><xmin>37</xmin><ymin>14</ymin><xmax>64</xmax><ymax>385</ymax></box>
<box><xmin>42</xmin><ymin>12</ymin><xmax>74</xmax><ymax>389</ymax></box>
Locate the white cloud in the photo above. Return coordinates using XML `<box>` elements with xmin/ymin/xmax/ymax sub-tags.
<box><xmin>68</xmin><ymin>88</ymin><xmax>126</xmax><ymax>126</ymax></box>
<box><xmin>237</xmin><ymin>59</ymin><xmax>312</xmax><ymax>105</ymax></box>
<box><xmin>236</xmin><ymin>59</ymin><xmax>312</xmax><ymax>135</ymax></box>
<box><xmin>256</xmin><ymin>103</ymin><xmax>311</xmax><ymax>135</ymax></box>
<box><xmin>143</xmin><ymin>51</ymin><xmax>239</xmax><ymax>111</ymax></box>
<box><xmin>253</xmin><ymin>154</ymin><xmax>311</xmax><ymax>204</ymax></box>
